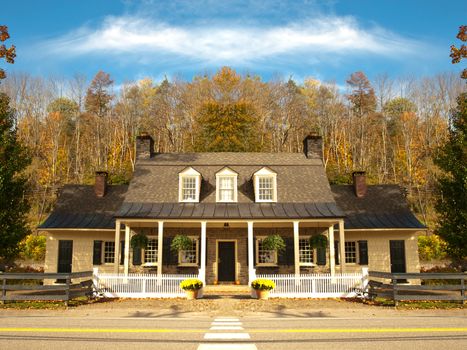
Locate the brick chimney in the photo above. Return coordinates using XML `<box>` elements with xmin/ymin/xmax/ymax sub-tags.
<box><xmin>136</xmin><ymin>132</ymin><xmax>154</xmax><ymax>160</ymax></box>
<box><xmin>352</xmin><ymin>171</ymin><xmax>367</xmax><ymax>198</ymax></box>
<box><xmin>95</xmin><ymin>171</ymin><xmax>108</xmax><ymax>197</ymax></box>
<box><xmin>303</xmin><ymin>133</ymin><xmax>323</xmax><ymax>160</ymax></box>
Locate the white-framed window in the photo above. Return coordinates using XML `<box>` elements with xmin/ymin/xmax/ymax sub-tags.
<box><xmin>103</xmin><ymin>241</ymin><xmax>115</xmax><ymax>263</ymax></box>
<box><xmin>216</xmin><ymin>167</ymin><xmax>238</xmax><ymax>202</ymax></box>
<box><xmin>179</xmin><ymin>237</ymin><xmax>199</xmax><ymax>266</ymax></box>
<box><xmin>253</xmin><ymin>167</ymin><xmax>277</xmax><ymax>202</ymax></box>
<box><xmin>179</xmin><ymin>167</ymin><xmax>201</xmax><ymax>202</ymax></box>
<box><xmin>143</xmin><ymin>237</ymin><xmax>158</xmax><ymax>265</ymax></box>
<box><xmin>255</xmin><ymin>237</ymin><xmax>277</xmax><ymax>266</ymax></box>
<box><xmin>345</xmin><ymin>241</ymin><xmax>357</xmax><ymax>263</ymax></box>
<box><xmin>299</xmin><ymin>237</ymin><xmax>314</xmax><ymax>265</ymax></box>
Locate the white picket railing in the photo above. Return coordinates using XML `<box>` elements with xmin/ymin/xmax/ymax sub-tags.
<box><xmin>93</xmin><ymin>272</ymin><xmax>198</xmax><ymax>298</ymax></box>
<box><xmin>256</xmin><ymin>272</ymin><xmax>366</xmax><ymax>298</ymax></box>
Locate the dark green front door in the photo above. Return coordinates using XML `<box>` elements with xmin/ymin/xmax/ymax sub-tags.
<box><xmin>57</xmin><ymin>240</ymin><xmax>73</xmax><ymax>273</ymax></box>
<box><xmin>218</xmin><ymin>242</ymin><xmax>235</xmax><ymax>282</ymax></box>
<box><xmin>389</xmin><ymin>240</ymin><xmax>406</xmax><ymax>273</ymax></box>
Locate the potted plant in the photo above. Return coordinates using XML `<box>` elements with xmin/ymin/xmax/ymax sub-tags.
<box><xmin>251</xmin><ymin>278</ymin><xmax>276</xmax><ymax>300</ymax></box>
<box><xmin>171</xmin><ymin>234</ymin><xmax>193</xmax><ymax>252</ymax></box>
<box><xmin>130</xmin><ymin>233</ymin><xmax>148</xmax><ymax>249</ymax></box>
<box><xmin>180</xmin><ymin>278</ymin><xmax>203</xmax><ymax>299</ymax></box>
<box><xmin>310</xmin><ymin>234</ymin><xmax>327</xmax><ymax>249</ymax></box>
<box><xmin>261</xmin><ymin>234</ymin><xmax>286</xmax><ymax>252</ymax></box>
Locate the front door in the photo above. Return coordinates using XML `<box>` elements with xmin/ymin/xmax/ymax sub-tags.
<box><xmin>217</xmin><ymin>241</ymin><xmax>236</xmax><ymax>282</ymax></box>
<box><xmin>57</xmin><ymin>240</ymin><xmax>73</xmax><ymax>274</ymax></box>
<box><xmin>389</xmin><ymin>240</ymin><xmax>406</xmax><ymax>273</ymax></box>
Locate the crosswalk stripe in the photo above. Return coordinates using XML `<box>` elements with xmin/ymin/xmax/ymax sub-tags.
<box><xmin>211</xmin><ymin>322</ymin><xmax>242</xmax><ymax>326</ymax></box>
<box><xmin>198</xmin><ymin>344</ymin><xmax>257</xmax><ymax>350</ymax></box>
<box><xmin>204</xmin><ymin>333</ymin><xmax>251</xmax><ymax>339</ymax></box>
<box><xmin>210</xmin><ymin>326</ymin><xmax>244</xmax><ymax>330</ymax></box>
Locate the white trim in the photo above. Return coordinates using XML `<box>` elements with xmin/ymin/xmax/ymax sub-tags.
<box><xmin>157</xmin><ymin>221</ymin><xmax>164</xmax><ymax>276</ymax></box>
<box><xmin>216</xmin><ymin>168</ymin><xmax>238</xmax><ymax>203</ymax></box>
<box><xmin>124</xmin><ymin>225</ymin><xmax>130</xmax><ymax>276</ymax></box>
<box><xmin>178</xmin><ymin>236</ymin><xmax>199</xmax><ymax>266</ymax></box>
<box><xmin>329</xmin><ymin>225</ymin><xmax>335</xmax><ymax>277</ymax></box>
<box><xmin>253</xmin><ymin>167</ymin><xmax>277</xmax><ymax>203</ymax></box>
<box><xmin>298</xmin><ymin>235</ymin><xmax>316</xmax><ymax>266</ymax></box>
<box><xmin>199</xmin><ymin>221</ymin><xmax>207</xmax><ymax>284</ymax></box>
<box><xmin>255</xmin><ymin>236</ymin><xmax>278</xmax><ymax>266</ymax></box>
<box><xmin>247</xmin><ymin>221</ymin><xmax>255</xmax><ymax>283</ymax></box>
<box><xmin>179</xmin><ymin>167</ymin><xmax>201</xmax><ymax>203</ymax></box>
<box><xmin>141</xmin><ymin>235</ymin><xmax>158</xmax><ymax>267</ymax></box>
<box><xmin>114</xmin><ymin>220</ymin><xmax>121</xmax><ymax>274</ymax></box>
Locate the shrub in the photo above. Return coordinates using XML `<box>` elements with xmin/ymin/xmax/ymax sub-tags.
<box><xmin>261</xmin><ymin>235</ymin><xmax>286</xmax><ymax>252</ymax></box>
<box><xmin>251</xmin><ymin>279</ymin><xmax>276</xmax><ymax>291</ymax></box>
<box><xmin>310</xmin><ymin>234</ymin><xmax>327</xmax><ymax>249</ymax></box>
<box><xmin>180</xmin><ymin>278</ymin><xmax>203</xmax><ymax>291</ymax></box>
<box><xmin>420</xmin><ymin>265</ymin><xmax>462</xmax><ymax>285</ymax></box>
<box><xmin>19</xmin><ymin>234</ymin><xmax>46</xmax><ymax>261</ymax></box>
<box><xmin>418</xmin><ymin>235</ymin><xmax>447</xmax><ymax>261</ymax></box>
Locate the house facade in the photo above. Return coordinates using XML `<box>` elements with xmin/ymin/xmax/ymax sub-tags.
<box><xmin>39</xmin><ymin>134</ymin><xmax>425</xmax><ymax>286</ymax></box>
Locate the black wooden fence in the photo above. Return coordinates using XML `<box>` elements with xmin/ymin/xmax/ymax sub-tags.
<box><xmin>368</xmin><ymin>271</ymin><xmax>466</xmax><ymax>304</ymax></box>
<box><xmin>1</xmin><ymin>271</ymin><xmax>93</xmax><ymax>306</ymax></box>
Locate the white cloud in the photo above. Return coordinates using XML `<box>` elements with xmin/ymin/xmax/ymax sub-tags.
<box><xmin>45</xmin><ymin>15</ymin><xmax>419</xmax><ymax>64</ymax></box>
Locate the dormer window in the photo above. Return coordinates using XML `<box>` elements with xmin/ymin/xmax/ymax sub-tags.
<box><xmin>253</xmin><ymin>167</ymin><xmax>277</xmax><ymax>202</ymax></box>
<box><xmin>179</xmin><ymin>167</ymin><xmax>201</xmax><ymax>202</ymax></box>
<box><xmin>216</xmin><ymin>167</ymin><xmax>238</xmax><ymax>203</ymax></box>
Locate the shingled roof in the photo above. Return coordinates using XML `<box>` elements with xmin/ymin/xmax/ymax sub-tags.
<box><xmin>38</xmin><ymin>185</ymin><xmax>128</xmax><ymax>229</ymax></box>
<box><xmin>116</xmin><ymin>152</ymin><xmax>344</xmax><ymax>219</ymax></box>
<box><xmin>331</xmin><ymin>185</ymin><xmax>426</xmax><ymax>229</ymax></box>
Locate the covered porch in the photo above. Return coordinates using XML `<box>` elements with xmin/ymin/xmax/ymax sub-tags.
<box><xmin>112</xmin><ymin>218</ymin><xmax>348</xmax><ymax>285</ymax></box>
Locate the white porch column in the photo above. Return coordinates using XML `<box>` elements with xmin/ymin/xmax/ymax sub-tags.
<box><xmin>124</xmin><ymin>225</ymin><xmax>131</xmax><ymax>276</ymax></box>
<box><xmin>339</xmin><ymin>220</ymin><xmax>346</xmax><ymax>273</ymax></box>
<box><xmin>293</xmin><ymin>221</ymin><xmax>300</xmax><ymax>277</ymax></box>
<box><xmin>157</xmin><ymin>221</ymin><xmax>164</xmax><ymax>277</ymax></box>
<box><xmin>247</xmin><ymin>221</ymin><xmax>255</xmax><ymax>283</ymax></box>
<box><xmin>199</xmin><ymin>221</ymin><xmax>207</xmax><ymax>284</ymax></box>
<box><xmin>329</xmin><ymin>225</ymin><xmax>336</xmax><ymax>277</ymax></box>
<box><xmin>114</xmin><ymin>220</ymin><xmax>121</xmax><ymax>274</ymax></box>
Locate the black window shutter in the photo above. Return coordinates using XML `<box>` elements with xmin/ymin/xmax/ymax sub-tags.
<box><xmin>253</xmin><ymin>237</ymin><xmax>256</xmax><ymax>267</ymax></box>
<box><xmin>93</xmin><ymin>240</ymin><xmax>102</xmax><ymax>265</ymax></box>
<box><xmin>317</xmin><ymin>246</ymin><xmax>326</xmax><ymax>265</ymax></box>
<box><xmin>163</xmin><ymin>237</ymin><xmax>172</xmax><ymax>265</ymax></box>
<box><xmin>198</xmin><ymin>237</ymin><xmax>201</xmax><ymax>267</ymax></box>
<box><xmin>334</xmin><ymin>241</ymin><xmax>340</xmax><ymax>265</ymax></box>
<box><xmin>358</xmin><ymin>240</ymin><xmax>368</xmax><ymax>265</ymax></box>
<box><xmin>278</xmin><ymin>236</ymin><xmax>288</xmax><ymax>265</ymax></box>
<box><xmin>132</xmin><ymin>247</ymin><xmax>142</xmax><ymax>266</ymax></box>
<box><xmin>120</xmin><ymin>241</ymin><xmax>125</xmax><ymax>265</ymax></box>
<box><xmin>286</xmin><ymin>238</ymin><xmax>295</xmax><ymax>265</ymax></box>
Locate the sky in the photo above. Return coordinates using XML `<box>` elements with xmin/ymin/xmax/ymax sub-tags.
<box><xmin>1</xmin><ymin>0</ymin><xmax>466</xmax><ymax>85</ymax></box>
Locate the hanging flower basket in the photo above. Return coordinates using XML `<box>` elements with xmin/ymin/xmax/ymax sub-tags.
<box><xmin>130</xmin><ymin>233</ymin><xmax>148</xmax><ymax>249</ymax></box>
<box><xmin>171</xmin><ymin>234</ymin><xmax>193</xmax><ymax>252</ymax></box>
<box><xmin>310</xmin><ymin>234</ymin><xmax>328</xmax><ymax>249</ymax></box>
<box><xmin>261</xmin><ymin>234</ymin><xmax>286</xmax><ymax>252</ymax></box>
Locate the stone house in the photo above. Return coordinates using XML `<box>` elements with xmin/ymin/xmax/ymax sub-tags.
<box><xmin>38</xmin><ymin>134</ymin><xmax>425</xmax><ymax>285</ymax></box>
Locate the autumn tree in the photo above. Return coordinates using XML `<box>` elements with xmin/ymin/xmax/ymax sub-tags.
<box><xmin>450</xmin><ymin>25</ymin><xmax>467</xmax><ymax>79</ymax></box>
<box><xmin>0</xmin><ymin>25</ymin><xmax>15</xmax><ymax>80</ymax></box>
<box><xmin>0</xmin><ymin>93</ymin><xmax>30</xmax><ymax>262</ymax></box>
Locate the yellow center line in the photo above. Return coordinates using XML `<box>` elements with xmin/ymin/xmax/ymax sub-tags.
<box><xmin>0</xmin><ymin>327</ymin><xmax>466</xmax><ymax>333</ymax></box>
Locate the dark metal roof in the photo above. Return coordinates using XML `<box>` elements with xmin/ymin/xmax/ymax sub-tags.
<box><xmin>115</xmin><ymin>202</ymin><xmax>345</xmax><ymax>219</ymax></box>
<box><xmin>38</xmin><ymin>185</ymin><xmax>128</xmax><ymax>229</ymax></box>
<box><xmin>331</xmin><ymin>185</ymin><xmax>426</xmax><ymax>229</ymax></box>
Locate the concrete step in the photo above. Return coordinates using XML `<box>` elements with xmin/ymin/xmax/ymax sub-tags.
<box><xmin>203</xmin><ymin>284</ymin><xmax>251</xmax><ymax>293</ymax></box>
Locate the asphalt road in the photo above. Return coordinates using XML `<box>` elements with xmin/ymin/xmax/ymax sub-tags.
<box><xmin>0</xmin><ymin>314</ymin><xmax>466</xmax><ymax>350</ymax></box>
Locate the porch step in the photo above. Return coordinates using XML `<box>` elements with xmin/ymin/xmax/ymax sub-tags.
<box><xmin>203</xmin><ymin>284</ymin><xmax>250</xmax><ymax>293</ymax></box>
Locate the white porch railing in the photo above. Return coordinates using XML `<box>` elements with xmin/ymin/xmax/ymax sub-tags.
<box><xmin>256</xmin><ymin>272</ymin><xmax>366</xmax><ymax>298</ymax></box>
<box><xmin>93</xmin><ymin>271</ymin><xmax>198</xmax><ymax>298</ymax></box>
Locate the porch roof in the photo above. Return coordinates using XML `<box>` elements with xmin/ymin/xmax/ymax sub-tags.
<box><xmin>115</xmin><ymin>201</ymin><xmax>345</xmax><ymax>220</ymax></box>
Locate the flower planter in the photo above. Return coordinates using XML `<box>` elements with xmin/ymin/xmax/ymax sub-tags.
<box><xmin>255</xmin><ymin>289</ymin><xmax>270</xmax><ymax>300</ymax></box>
<box><xmin>185</xmin><ymin>289</ymin><xmax>199</xmax><ymax>300</ymax></box>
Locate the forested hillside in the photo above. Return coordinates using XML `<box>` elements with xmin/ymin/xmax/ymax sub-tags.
<box><xmin>1</xmin><ymin>67</ymin><xmax>465</xmax><ymax>233</ymax></box>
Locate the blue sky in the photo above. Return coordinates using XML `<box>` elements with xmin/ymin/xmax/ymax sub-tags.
<box><xmin>1</xmin><ymin>0</ymin><xmax>466</xmax><ymax>85</ymax></box>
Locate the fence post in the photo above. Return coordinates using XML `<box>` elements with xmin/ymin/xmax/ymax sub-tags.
<box><xmin>392</xmin><ymin>277</ymin><xmax>398</xmax><ymax>307</ymax></box>
<box><xmin>65</xmin><ymin>276</ymin><xmax>71</xmax><ymax>307</ymax></box>
<box><xmin>461</xmin><ymin>275</ymin><xmax>465</xmax><ymax>305</ymax></box>
<box><xmin>1</xmin><ymin>273</ymin><xmax>5</xmax><ymax>304</ymax></box>
<box><xmin>361</xmin><ymin>267</ymin><xmax>369</xmax><ymax>294</ymax></box>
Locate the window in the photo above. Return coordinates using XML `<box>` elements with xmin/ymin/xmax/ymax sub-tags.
<box><xmin>256</xmin><ymin>237</ymin><xmax>277</xmax><ymax>265</ymax></box>
<box><xmin>216</xmin><ymin>167</ymin><xmax>238</xmax><ymax>202</ymax></box>
<box><xmin>179</xmin><ymin>167</ymin><xmax>201</xmax><ymax>202</ymax></box>
<box><xmin>253</xmin><ymin>167</ymin><xmax>277</xmax><ymax>202</ymax></box>
<box><xmin>179</xmin><ymin>238</ymin><xmax>198</xmax><ymax>266</ymax></box>
<box><xmin>143</xmin><ymin>238</ymin><xmax>158</xmax><ymax>265</ymax></box>
<box><xmin>345</xmin><ymin>241</ymin><xmax>357</xmax><ymax>263</ymax></box>
<box><xmin>103</xmin><ymin>241</ymin><xmax>115</xmax><ymax>263</ymax></box>
<box><xmin>299</xmin><ymin>238</ymin><xmax>314</xmax><ymax>265</ymax></box>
